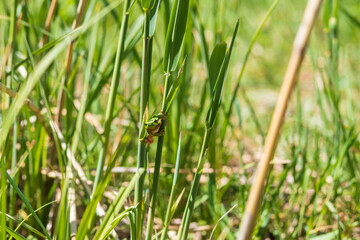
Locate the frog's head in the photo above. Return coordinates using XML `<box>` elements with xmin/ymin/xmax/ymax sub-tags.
<box><xmin>145</xmin><ymin>112</ymin><xmax>166</xmax><ymax>128</ymax></box>
<box><xmin>153</xmin><ymin>112</ymin><xmax>166</xmax><ymax>119</ymax></box>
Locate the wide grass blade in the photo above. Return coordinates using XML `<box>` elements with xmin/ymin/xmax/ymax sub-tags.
<box><xmin>209</xmin><ymin>43</ymin><xmax>227</xmax><ymax>97</ymax></box>
<box><xmin>163</xmin><ymin>0</ymin><xmax>190</xmax><ymax>73</ymax></box>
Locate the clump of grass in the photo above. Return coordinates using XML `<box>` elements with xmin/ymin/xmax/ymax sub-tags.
<box><xmin>1</xmin><ymin>0</ymin><xmax>360</xmax><ymax>239</ymax></box>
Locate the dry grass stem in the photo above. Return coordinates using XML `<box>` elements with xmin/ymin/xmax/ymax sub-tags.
<box><xmin>0</xmin><ymin>82</ymin><xmax>51</xmax><ymax>135</ymax></box>
<box><xmin>237</xmin><ymin>0</ymin><xmax>323</xmax><ymax>239</ymax></box>
<box><xmin>39</xmin><ymin>0</ymin><xmax>58</xmax><ymax>47</ymax></box>
<box><xmin>55</xmin><ymin>0</ymin><xmax>88</xmax><ymax>128</ymax></box>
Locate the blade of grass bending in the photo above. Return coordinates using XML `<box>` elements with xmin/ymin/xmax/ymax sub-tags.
<box><xmin>209</xmin><ymin>43</ymin><xmax>227</xmax><ymax>98</ymax></box>
<box><xmin>0</xmin><ymin>143</ymin><xmax>31</xmax><ymax>198</ymax></box>
<box><xmin>210</xmin><ymin>204</ymin><xmax>238</xmax><ymax>240</ymax></box>
<box><xmin>9</xmin><ymin>200</ymin><xmax>57</xmax><ymax>240</ymax></box>
<box><xmin>3</xmin><ymin>227</ymin><xmax>25</xmax><ymax>240</ymax></box>
<box><xmin>93</xmin><ymin>187</ymin><xmax>125</xmax><ymax>238</ymax></box>
<box><xmin>145</xmin><ymin>0</ymin><xmax>189</xmax><ymax>238</ymax></box>
<box><xmin>3</xmin><ymin>212</ymin><xmax>46</xmax><ymax>239</ymax></box>
<box><xmin>92</xmin><ymin>143</ymin><xmax>132</xmax><ymax>239</ymax></box>
<box><xmin>207</xmin><ymin>21</ymin><xmax>239</xmax><ymax>127</ymax></box>
<box><xmin>221</xmin><ymin>0</ymin><xmax>279</xmax><ymax>143</ymax></box>
<box><xmin>177</xmin><ymin>20</ymin><xmax>239</xmax><ymax>240</ymax></box>
<box><xmin>160</xmin><ymin>134</ymin><xmax>183</xmax><ymax>240</ymax></box>
<box><xmin>5</xmin><ymin>171</ymin><xmax>52</xmax><ymax>239</ymax></box>
<box><xmin>12</xmin><ymin>28</ymin><xmax>81</xmax><ymax>71</ymax></box>
<box><xmin>76</xmin><ymin>135</ymin><xmax>132</xmax><ymax>239</ymax></box>
<box><xmin>102</xmin><ymin>207</ymin><xmax>136</xmax><ymax>239</ymax></box>
<box><xmin>206</xmin><ymin>34</ymin><xmax>225</xmax><ymax>236</ymax></box>
<box><xmin>93</xmin><ymin>0</ymin><xmax>131</xmax><ymax>192</ymax></box>
<box><xmin>94</xmin><ymin>165</ymin><xmax>144</xmax><ymax>240</ymax></box>
<box><xmin>237</xmin><ymin>1</ymin><xmax>323</xmax><ymax>239</ymax></box>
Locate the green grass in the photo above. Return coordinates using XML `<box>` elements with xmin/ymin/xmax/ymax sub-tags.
<box><xmin>1</xmin><ymin>0</ymin><xmax>360</xmax><ymax>239</ymax></box>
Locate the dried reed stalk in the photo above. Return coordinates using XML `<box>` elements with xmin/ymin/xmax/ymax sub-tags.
<box><xmin>55</xmin><ymin>0</ymin><xmax>88</xmax><ymax>128</ymax></box>
<box><xmin>237</xmin><ymin>0</ymin><xmax>323</xmax><ymax>239</ymax></box>
<box><xmin>39</xmin><ymin>0</ymin><xmax>58</xmax><ymax>47</ymax></box>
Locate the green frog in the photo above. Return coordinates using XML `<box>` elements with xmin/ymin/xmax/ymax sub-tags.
<box><xmin>140</xmin><ymin>112</ymin><xmax>167</xmax><ymax>145</ymax></box>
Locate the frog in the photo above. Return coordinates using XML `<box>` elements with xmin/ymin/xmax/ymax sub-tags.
<box><xmin>145</xmin><ymin>112</ymin><xmax>166</xmax><ymax>136</ymax></box>
<box><xmin>140</xmin><ymin>112</ymin><xmax>167</xmax><ymax>145</ymax></box>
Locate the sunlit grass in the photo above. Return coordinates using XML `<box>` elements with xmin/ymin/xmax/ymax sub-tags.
<box><xmin>1</xmin><ymin>0</ymin><xmax>360</xmax><ymax>239</ymax></box>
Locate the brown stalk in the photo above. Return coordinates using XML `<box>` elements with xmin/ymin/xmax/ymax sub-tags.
<box><xmin>0</xmin><ymin>12</ymin><xmax>22</xmax><ymax>82</ymax></box>
<box><xmin>0</xmin><ymin>82</ymin><xmax>51</xmax><ymax>135</ymax></box>
<box><xmin>237</xmin><ymin>0</ymin><xmax>323</xmax><ymax>239</ymax></box>
<box><xmin>55</xmin><ymin>0</ymin><xmax>88</xmax><ymax>128</ymax></box>
<box><xmin>0</xmin><ymin>82</ymin><xmax>104</xmax><ymax>140</ymax></box>
<box><xmin>39</xmin><ymin>0</ymin><xmax>58</xmax><ymax>47</ymax></box>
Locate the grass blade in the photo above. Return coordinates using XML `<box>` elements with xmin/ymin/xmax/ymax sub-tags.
<box><xmin>163</xmin><ymin>0</ymin><xmax>190</xmax><ymax>73</ymax></box>
<box><xmin>209</xmin><ymin>43</ymin><xmax>227</xmax><ymax>97</ymax></box>
<box><xmin>102</xmin><ymin>207</ymin><xmax>136</xmax><ymax>239</ymax></box>
<box><xmin>5</xmin><ymin>171</ymin><xmax>51</xmax><ymax>239</ymax></box>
